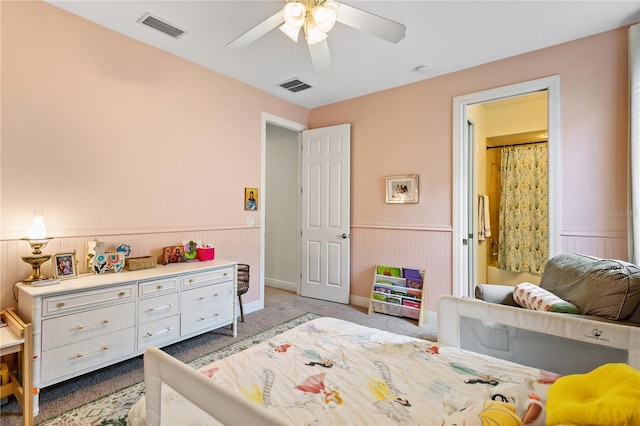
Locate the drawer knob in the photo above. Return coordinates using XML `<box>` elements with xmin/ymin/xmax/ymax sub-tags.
<box><xmin>224</xmin><ymin>272</ymin><xmax>228</xmax><ymax>276</ymax></box>
<box><xmin>119</xmin><ymin>291</ymin><xmax>126</xmax><ymax>297</ymax></box>
<box><xmin>57</xmin><ymin>302</ymin><xmax>65</xmax><ymax>308</ymax></box>
<box><xmin>188</xmin><ymin>278</ymin><xmax>194</xmax><ymax>283</ymax></box>
<box><xmin>196</xmin><ymin>296</ymin><xmax>205</xmax><ymax>301</ymax></box>
<box><xmin>156</xmin><ymin>285</ymin><xmax>163</xmax><ymax>290</ymax></box>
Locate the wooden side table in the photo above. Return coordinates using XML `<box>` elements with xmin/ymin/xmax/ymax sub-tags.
<box><xmin>0</xmin><ymin>308</ymin><xmax>33</xmax><ymax>426</ymax></box>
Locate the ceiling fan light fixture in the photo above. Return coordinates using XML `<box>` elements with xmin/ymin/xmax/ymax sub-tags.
<box><xmin>283</xmin><ymin>2</ymin><xmax>306</xmax><ymax>28</ymax></box>
<box><xmin>304</xmin><ymin>19</ymin><xmax>327</xmax><ymax>45</ymax></box>
<box><xmin>312</xmin><ymin>4</ymin><xmax>337</xmax><ymax>33</ymax></box>
<box><xmin>279</xmin><ymin>22</ymin><xmax>301</xmax><ymax>42</ymax></box>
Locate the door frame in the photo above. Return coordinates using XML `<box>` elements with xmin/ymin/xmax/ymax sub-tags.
<box><xmin>261</xmin><ymin>113</ymin><xmax>307</xmax><ymax>305</ymax></box>
<box><xmin>452</xmin><ymin>75</ymin><xmax>561</xmax><ymax>297</ymax></box>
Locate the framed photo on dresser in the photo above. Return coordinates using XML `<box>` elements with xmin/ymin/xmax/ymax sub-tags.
<box><xmin>52</xmin><ymin>251</ymin><xmax>78</xmax><ymax>279</ymax></box>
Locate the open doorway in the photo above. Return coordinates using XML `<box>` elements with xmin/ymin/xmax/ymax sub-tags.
<box><xmin>259</xmin><ymin>114</ymin><xmax>306</xmax><ymax>312</ymax></box>
<box><xmin>470</xmin><ymin>92</ymin><xmax>548</xmax><ymax>286</ymax></box>
<box><xmin>260</xmin><ymin>115</ymin><xmax>352</xmax><ymax>305</ymax></box>
<box><xmin>452</xmin><ymin>76</ymin><xmax>560</xmax><ymax>298</ymax></box>
<box><xmin>264</xmin><ymin>123</ymin><xmax>301</xmax><ymax>293</ymax></box>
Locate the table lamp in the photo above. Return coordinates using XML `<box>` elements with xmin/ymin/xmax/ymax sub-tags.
<box><xmin>20</xmin><ymin>209</ymin><xmax>53</xmax><ymax>282</ymax></box>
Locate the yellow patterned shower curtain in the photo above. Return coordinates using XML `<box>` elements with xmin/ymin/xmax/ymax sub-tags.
<box><xmin>497</xmin><ymin>144</ymin><xmax>548</xmax><ymax>273</ymax></box>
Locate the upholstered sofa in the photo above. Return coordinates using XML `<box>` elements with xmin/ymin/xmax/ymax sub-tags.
<box><xmin>475</xmin><ymin>253</ymin><xmax>640</xmax><ymax>325</ymax></box>
<box><xmin>437</xmin><ymin>254</ymin><xmax>640</xmax><ymax>375</ymax></box>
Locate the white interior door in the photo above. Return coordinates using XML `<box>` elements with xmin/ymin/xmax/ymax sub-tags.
<box><xmin>300</xmin><ymin>124</ymin><xmax>351</xmax><ymax>304</ymax></box>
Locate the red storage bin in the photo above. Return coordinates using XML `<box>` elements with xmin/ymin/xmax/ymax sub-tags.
<box><xmin>197</xmin><ymin>247</ymin><xmax>215</xmax><ymax>261</ymax></box>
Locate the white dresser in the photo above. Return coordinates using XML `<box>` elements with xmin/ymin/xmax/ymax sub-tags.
<box><xmin>16</xmin><ymin>259</ymin><xmax>237</xmax><ymax>415</ymax></box>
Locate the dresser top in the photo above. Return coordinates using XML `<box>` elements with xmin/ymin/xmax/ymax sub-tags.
<box><xmin>16</xmin><ymin>259</ymin><xmax>237</xmax><ymax>296</ymax></box>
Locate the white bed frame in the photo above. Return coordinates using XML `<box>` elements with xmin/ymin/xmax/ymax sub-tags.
<box><xmin>437</xmin><ymin>296</ymin><xmax>640</xmax><ymax>375</ymax></box>
<box><xmin>142</xmin><ymin>346</ymin><xmax>284</xmax><ymax>426</ymax></box>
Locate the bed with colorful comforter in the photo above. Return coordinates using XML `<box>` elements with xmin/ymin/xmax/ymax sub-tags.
<box><xmin>127</xmin><ymin>316</ymin><xmax>558</xmax><ymax>425</ymax></box>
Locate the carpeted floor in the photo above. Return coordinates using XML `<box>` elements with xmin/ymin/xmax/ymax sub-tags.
<box><xmin>0</xmin><ymin>286</ymin><xmax>437</xmax><ymax>426</ymax></box>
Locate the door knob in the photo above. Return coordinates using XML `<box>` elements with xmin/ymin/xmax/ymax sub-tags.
<box><xmin>337</xmin><ymin>233</ymin><xmax>350</xmax><ymax>239</ymax></box>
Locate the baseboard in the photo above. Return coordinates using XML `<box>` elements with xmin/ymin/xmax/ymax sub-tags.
<box><xmin>248</xmin><ymin>287</ymin><xmax>437</xmax><ymax>327</ymax></box>
<box><xmin>261</xmin><ymin>286</ymin><xmax>389</xmax><ymax>311</ymax></box>
<box><xmin>265</xmin><ymin>278</ymin><xmax>297</xmax><ymax>293</ymax></box>
<box><xmin>263</xmin><ymin>284</ymin><xmax>373</xmax><ymax>310</ymax></box>
<box><xmin>240</xmin><ymin>299</ymin><xmax>263</xmax><ymax>318</ymax></box>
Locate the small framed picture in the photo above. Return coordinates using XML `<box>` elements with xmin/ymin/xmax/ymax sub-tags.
<box><xmin>386</xmin><ymin>175</ymin><xmax>419</xmax><ymax>204</ymax></box>
<box><xmin>245</xmin><ymin>187</ymin><xmax>258</xmax><ymax>211</ymax></box>
<box><xmin>52</xmin><ymin>251</ymin><xmax>78</xmax><ymax>279</ymax></box>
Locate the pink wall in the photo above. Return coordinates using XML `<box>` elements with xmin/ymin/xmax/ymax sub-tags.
<box><xmin>1</xmin><ymin>1</ymin><xmax>309</xmax><ymax>238</ymax></box>
<box><xmin>0</xmin><ymin>1</ymin><xmax>308</xmax><ymax>309</ymax></box>
<box><xmin>310</xmin><ymin>27</ymin><xmax>631</xmax><ymax>304</ymax></box>
<box><xmin>0</xmin><ymin>1</ymin><xmax>633</xmax><ymax>313</ymax></box>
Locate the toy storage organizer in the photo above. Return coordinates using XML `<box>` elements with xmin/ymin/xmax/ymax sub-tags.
<box><xmin>368</xmin><ymin>265</ymin><xmax>427</xmax><ymax>326</ymax></box>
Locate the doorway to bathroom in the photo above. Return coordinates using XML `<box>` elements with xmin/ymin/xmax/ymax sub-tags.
<box><xmin>452</xmin><ymin>76</ymin><xmax>560</xmax><ymax>297</ymax></box>
<box><xmin>481</xmin><ymin>124</ymin><xmax>548</xmax><ymax>286</ymax></box>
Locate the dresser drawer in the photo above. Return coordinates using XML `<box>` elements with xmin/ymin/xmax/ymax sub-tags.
<box><xmin>182</xmin><ymin>267</ymin><xmax>234</xmax><ymax>289</ymax></box>
<box><xmin>139</xmin><ymin>276</ymin><xmax>178</xmax><ymax>297</ymax></box>
<box><xmin>42</xmin><ymin>302</ymin><xmax>135</xmax><ymax>351</ymax></box>
<box><xmin>181</xmin><ymin>303</ymin><xmax>233</xmax><ymax>337</ymax></box>
<box><xmin>42</xmin><ymin>284</ymin><xmax>136</xmax><ymax>316</ymax></box>
<box><xmin>40</xmin><ymin>327</ymin><xmax>135</xmax><ymax>384</ymax></box>
<box><xmin>180</xmin><ymin>281</ymin><xmax>234</xmax><ymax>311</ymax></box>
<box><xmin>138</xmin><ymin>293</ymin><xmax>178</xmax><ymax>324</ymax></box>
<box><xmin>137</xmin><ymin>315</ymin><xmax>179</xmax><ymax>351</ymax></box>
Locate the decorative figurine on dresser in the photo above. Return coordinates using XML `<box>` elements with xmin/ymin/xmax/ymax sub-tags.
<box><xmin>86</xmin><ymin>239</ymin><xmax>126</xmax><ymax>274</ymax></box>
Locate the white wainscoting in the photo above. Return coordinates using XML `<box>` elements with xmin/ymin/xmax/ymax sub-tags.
<box><xmin>350</xmin><ymin>226</ymin><xmax>452</xmax><ymax>313</ymax></box>
<box><xmin>560</xmin><ymin>231</ymin><xmax>628</xmax><ymax>261</ymax></box>
<box><xmin>0</xmin><ymin>228</ymin><xmax>261</xmax><ymax>311</ymax></box>
<box><xmin>3</xmin><ymin>227</ymin><xmax>627</xmax><ymax>312</ymax></box>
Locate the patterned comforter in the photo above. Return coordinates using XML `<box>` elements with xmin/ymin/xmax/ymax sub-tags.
<box><xmin>128</xmin><ymin>317</ymin><xmax>557</xmax><ymax>425</ymax></box>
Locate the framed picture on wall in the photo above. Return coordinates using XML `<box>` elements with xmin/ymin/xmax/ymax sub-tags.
<box><xmin>52</xmin><ymin>251</ymin><xmax>78</xmax><ymax>279</ymax></box>
<box><xmin>386</xmin><ymin>175</ymin><xmax>419</xmax><ymax>204</ymax></box>
<box><xmin>245</xmin><ymin>187</ymin><xmax>258</xmax><ymax>211</ymax></box>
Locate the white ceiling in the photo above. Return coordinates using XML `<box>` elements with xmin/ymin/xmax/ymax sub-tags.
<box><xmin>47</xmin><ymin>1</ymin><xmax>640</xmax><ymax>109</ymax></box>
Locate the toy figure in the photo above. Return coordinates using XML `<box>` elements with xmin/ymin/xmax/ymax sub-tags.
<box><xmin>486</xmin><ymin>380</ymin><xmax>545</xmax><ymax>426</ymax></box>
<box><xmin>184</xmin><ymin>241</ymin><xmax>198</xmax><ymax>260</ymax></box>
<box><xmin>442</xmin><ymin>380</ymin><xmax>545</xmax><ymax>426</ymax></box>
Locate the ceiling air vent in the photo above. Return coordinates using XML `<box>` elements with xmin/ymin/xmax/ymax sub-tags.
<box><xmin>138</xmin><ymin>13</ymin><xmax>186</xmax><ymax>39</ymax></box>
<box><xmin>279</xmin><ymin>78</ymin><xmax>312</xmax><ymax>93</ymax></box>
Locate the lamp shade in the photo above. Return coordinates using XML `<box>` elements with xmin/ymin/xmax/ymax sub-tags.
<box><xmin>304</xmin><ymin>19</ymin><xmax>327</xmax><ymax>45</ymax></box>
<box><xmin>28</xmin><ymin>209</ymin><xmax>47</xmax><ymax>240</ymax></box>
<box><xmin>283</xmin><ymin>2</ymin><xmax>306</xmax><ymax>28</ymax></box>
<box><xmin>312</xmin><ymin>4</ymin><xmax>337</xmax><ymax>33</ymax></box>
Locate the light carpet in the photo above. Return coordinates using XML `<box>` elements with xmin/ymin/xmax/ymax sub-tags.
<box><xmin>39</xmin><ymin>313</ymin><xmax>320</xmax><ymax>426</ymax></box>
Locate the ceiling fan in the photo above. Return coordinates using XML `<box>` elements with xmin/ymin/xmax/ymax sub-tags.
<box><xmin>227</xmin><ymin>0</ymin><xmax>406</xmax><ymax>72</ymax></box>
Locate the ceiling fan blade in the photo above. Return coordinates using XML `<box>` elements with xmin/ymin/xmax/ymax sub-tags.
<box><xmin>227</xmin><ymin>10</ymin><xmax>284</xmax><ymax>49</ymax></box>
<box><xmin>308</xmin><ymin>39</ymin><xmax>332</xmax><ymax>72</ymax></box>
<box><xmin>335</xmin><ymin>1</ymin><xmax>406</xmax><ymax>44</ymax></box>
